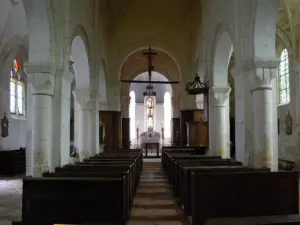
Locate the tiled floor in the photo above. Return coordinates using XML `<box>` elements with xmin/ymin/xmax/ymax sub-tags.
<box><xmin>0</xmin><ymin>175</ymin><xmax>22</xmax><ymax>225</ymax></box>
<box><xmin>128</xmin><ymin>161</ymin><xmax>189</xmax><ymax>225</ymax></box>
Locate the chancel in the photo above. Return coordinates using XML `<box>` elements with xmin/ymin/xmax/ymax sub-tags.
<box><xmin>1</xmin><ymin>0</ymin><xmax>300</xmax><ymax>225</ymax></box>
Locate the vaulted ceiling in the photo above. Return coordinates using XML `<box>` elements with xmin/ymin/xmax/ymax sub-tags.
<box><xmin>105</xmin><ymin>0</ymin><xmax>202</xmax><ymax>78</ymax></box>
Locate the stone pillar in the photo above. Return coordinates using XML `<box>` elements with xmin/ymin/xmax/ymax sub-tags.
<box><xmin>121</xmin><ymin>96</ymin><xmax>131</xmax><ymax>149</ymax></box>
<box><xmin>26</xmin><ymin>64</ymin><xmax>55</xmax><ymax>177</ymax></box>
<box><xmin>171</xmin><ymin>93</ymin><xmax>180</xmax><ymax>145</ymax></box>
<box><xmin>90</xmin><ymin>90</ymin><xmax>99</xmax><ymax>157</ymax></box>
<box><xmin>251</xmin><ymin>59</ymin><xmax>279</xmax><ymax>171</ymax></box>
<box><xmin>73</xmin><ymin>88</ymin><xmax>91</xmax><ymax>161</ymax></box>
<box><xmin>210</xmin><ymin>87</ymin><xmax>231</xmax><ymax>158</ymax></box>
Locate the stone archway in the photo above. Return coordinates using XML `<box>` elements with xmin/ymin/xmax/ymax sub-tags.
<box><xmin>210</xmin><ymin>29</ymin><xmax>234</xmax><ymax>159</ymax></box>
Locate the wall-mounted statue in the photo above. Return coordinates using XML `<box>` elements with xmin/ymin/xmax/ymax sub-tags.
<box><xmin>285</xmin><ymin>111</ymin><xmax>292</xmax><ymax>135</ymax></box>
<box><xmin>1</xmin><ymin>113</ymin><xmax>9</xmax><ymax>138</ymax></box>
<box><xmin>99</xmin><ymin>118</ymin><xmax>105</xmax><ymax>144</ymax></box>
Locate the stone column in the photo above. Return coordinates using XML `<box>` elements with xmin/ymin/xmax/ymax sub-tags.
<box><xmin>73</xmin><ymin>88</ymin><xmax>91</xmax><ymax>161</ymax></box>
<box><xmin>121</xmin><ymin>96</ymin><xmax>131</xmax><ymax>149</ymax></box>
<box><xmin>210</xmin><ymin>86</ymin><xmax>231</xmax><ymax>158</ymax></box>
<box><xmin>171</xmin><ymin>93</ymin><xmax>181</xmax><ymax>145</ymax></box>
<box><xmin>251</xmin><ymin>59</ymin><xmax>279</xmax><ymax>171</ymax></box>
<box><xmin>90</xmin><ymin>90</ymin><xmax>99</xmax><ymax>157</ymax></box>
<box><xmin>26</xmin><ymin>64</ymin><xmax>55</xmax><ymax>177</ymax></box>
<box><xmin>98</xmin><ymin>101</ymin><xmax>109</xmax><ymax>153</ymax></box>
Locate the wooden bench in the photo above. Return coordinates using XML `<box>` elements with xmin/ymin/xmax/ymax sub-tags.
<box><xmin>190</xmin><ymin>171</ymin><xmax>299</xmax><ymax>225</ymax></box>
<box><xmin>18</xmin><ymin>149</ymin><xmax>143</xmax><ymax>225</ymax></box>
<box><xmin>279</xmin><ymin>159</ymin><xmax>296</xmax><ymax>171</ymax></box>
<box><xmin>22</xmin><ymin>176</ymin><xmax>128</xmax><ymax>225</ymax></box>
<box><xmin>181</xmin><ymin>166</ymin><xmax>270</xmax><ymax>217</ymax></box>
<box><xmin>172</xmin><ymin>158</ymin><xmax>242</xmax><ymax>195</ymax></box>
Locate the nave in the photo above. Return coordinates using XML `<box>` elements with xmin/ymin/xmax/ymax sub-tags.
<box><xmin>1</xmin><ymin>147</ymin><xmax>300</xmax><ymax>225</ymax></box>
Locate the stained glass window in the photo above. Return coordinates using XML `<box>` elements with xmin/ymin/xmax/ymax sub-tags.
<box><xmin>10</xmin><ymin>59</ymin><xmax>25</xmax><ymax>115</ymax></box>
<box><xmin>146</xmin><ymin>97</ymin><xmax>155</xmax><ymax>129</ymax></box>
<box><xmin>278</xmin><ymin>49</ymin><xmax>290</xmax><ymax>105</ymax></box>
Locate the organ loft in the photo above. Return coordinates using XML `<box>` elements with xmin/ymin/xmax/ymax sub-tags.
<box><xmin>0</xmin><ymin>0</ymin><xmax>300</xmax><ymax>224</ymax></box>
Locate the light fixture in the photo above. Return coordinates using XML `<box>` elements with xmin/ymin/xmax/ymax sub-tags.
<box><xmin>185</xmin><ymin>74</ymin><xmax>209</xmax><ymax>95</ymax></box>
<box><xmin>143</xmin><ymin>84</ymin><xmax>156</xmax><ymax>97</ymax></box>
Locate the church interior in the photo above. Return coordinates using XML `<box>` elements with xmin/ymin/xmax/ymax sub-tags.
<box><xmin>1</xmin><ymin>0</ymin><xmax>300</xmax><ymax>224</ymax></box>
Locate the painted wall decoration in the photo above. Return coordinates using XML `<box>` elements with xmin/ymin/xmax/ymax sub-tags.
<box><xmin>1</xmin><ymin>113</ymin><xmax>9</xmax><ymax>138</ymax></box>
<box><xmin>285</xmin><ymin>111</ymin><xmax>292</xmax><ymax>135</ymax></box>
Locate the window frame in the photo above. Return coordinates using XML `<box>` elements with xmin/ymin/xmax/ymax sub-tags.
<box><xmin>9</xmin><ymin>59</ymin><xmax>26</xmax><ymax>117</ymax></box>
<box><xmin>277</xmin><ymin>48</ymin><xmax>290</xmax><ymax>106</ymax></box>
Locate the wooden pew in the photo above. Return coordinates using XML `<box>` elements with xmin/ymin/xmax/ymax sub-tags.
<box><xmin>22</xmin><ymin>176</ymin><xmax>128</xmax><ymax>225</ymax></box>
<box><xmin>181</xmin><ymin>166</ymin><xmax>270</xmax><ymax>217</ymax></box>
<box><xmin>190</xmin><ymin>171</ymin><xmax>299</xmax><ymax>225</ymax></box>
<box><xmin>170</xmin><ymin>158</ymin><xmax>241</xmax><ymax>193</ymax></box>
<box><xmin>43</xmin><ymin>171</ymin><xmax>132</xmax><ymax>217</ymax></box>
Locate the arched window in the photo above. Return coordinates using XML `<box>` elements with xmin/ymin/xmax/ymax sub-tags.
<box><xmin>164</xmin><ymin>92</ymin><xmax>172</xmax><ymax>139</ymax></box>
<box><xmin>10</xmin><ymin>59</ymin><xmax>25</xmax><ymax>115</ymax></box>
<box><xmin>278</xmin><ymin>48</ymin><xmax>290</xmax><ymax>105</ymax></box>
<box><xmin>129</xmin><ymin>91</ymin><xmax>136</xmax><ymax>140</ymax></box>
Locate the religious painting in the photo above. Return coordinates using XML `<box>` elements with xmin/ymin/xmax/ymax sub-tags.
<box><xmin>1</xmin><ymin>113</ymin><xmax>9</xmax><ymax>138</ymax></box>
<box><xmin>285</xmin><ymin>111</ymin><xmax>292</xmax><ymax>135</ymax></box>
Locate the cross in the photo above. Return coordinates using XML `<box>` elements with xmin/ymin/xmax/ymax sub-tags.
<box><xmin>143</xmin><ymin>46</ymin><xmax>157</xmax><ymax>82</ymax></box>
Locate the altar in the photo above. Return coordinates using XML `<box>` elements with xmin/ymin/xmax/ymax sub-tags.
<box><xmin>140</xmin><ymin>127</ymin><xmax>161</xmax><ymax>157</ymax></box>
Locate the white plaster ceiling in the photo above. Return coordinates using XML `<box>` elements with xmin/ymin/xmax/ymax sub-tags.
<box><xmin>0</xmin><ymin>0</ymin><xmax>28</xmax><ymax>64</ymax></box>
<box><xmin>106</xmin><ymin>0</ymin><xmax>202</xmax><ymax>80</ymax></box>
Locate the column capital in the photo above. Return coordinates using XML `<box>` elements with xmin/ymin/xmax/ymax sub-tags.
<box><xmin>24</xmin><ymin>61</ymin><xmax>55</xmax><ymax>96</ymax></box>
<box><xmin>210</xmin><ymin>86</ymin><xmax>231</xmax><ymax>106</ymax></box>
<box><xmin>231</xmin><ymin>58</ymin><xmax>280</xmax><ymax>78</ymax></box>
<box><xmin>73</xmin><ymin>88</ymin><xmax>91</xmax><ymax>110</ymax></box>
<box><xmin>252</xmin><ymin>58</ymin><xmax>280</xmax><ymax>90</ymax></box>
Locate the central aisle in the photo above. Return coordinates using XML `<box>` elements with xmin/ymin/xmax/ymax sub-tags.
<box><xmin>127</xmin><ymin>160</ymin><xmax>189</xmax><ymax>225</ymax></box>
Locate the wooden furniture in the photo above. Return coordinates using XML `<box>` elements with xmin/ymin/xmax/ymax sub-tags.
<box><xmin>181</xmin><ymin>109</ymin><xmax>208</xmax><ymax>148</ymax></box>
<box><xmin>99</xmin><ymin>111</ymin><xmax>122</xmax><ymax>151</ymax></box>
<box><xmin>0</xmin><ymin>148</ymin><xmax>26</xmax><ymax>175</ymax></box>
<box><xmin>186</xmin><ymin>121</ymin><xmax>208</xmax><ymax>147</ymax></box>
<box><xmin>144</xmin><ymin>143</ymin><xmax>159</xmax><ymax>157</ymax></box>
<box><xmin>122</xmin><ymin>118</ymin><xmax>130</xmax><ymax>149</ymax></box>
<box><xmin>172</xmin><ymin>118</ymin><xmax>180</xmax><ymax>146</ymax></box>
<box><xmin>20</xmin><ymin>150</ymin><xmax>143</xmax><ymax>225</ymax></box>
<box><xmin>279</xmin><ymin>158</ymin><xmax>296</xmax><ymax>171</ymax></box>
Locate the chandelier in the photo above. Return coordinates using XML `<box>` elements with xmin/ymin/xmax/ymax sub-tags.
<box><xmin>143</xmin><ymin>84</ymin><xmax>156</xmax><ymax>96</ymax></box>
<box><xmin>185</xmin><ymin>74</ymin><xmax>209</xmax><ymax>95</ymax></box>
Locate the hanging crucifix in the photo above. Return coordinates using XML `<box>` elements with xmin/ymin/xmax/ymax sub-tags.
<box><xmin>143</xmin><ymin>46</ymin><xmax>157</xmax><ymax>82</ymax></box>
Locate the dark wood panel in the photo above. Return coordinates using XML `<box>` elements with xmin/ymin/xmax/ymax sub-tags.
<box><xmin>99</xmin><ymin>111</ymin><xmax>122</xmax><ymax>151</ymax></box>
<box><xmin>180</xmin><ymin>109</ymin><xmax>204</xmax><ymax>146</ymax></box>
<box><xmin>0</xmin><ymin>148</ymin><xmax>26</xmax><ymax>175</ymax></box>
<box><xmin>122</xmin><ymin>118</ymin><xmax>130</xmax><ymax>149</ymax></box>
<box><xmin>172</xmin><ymin>118</ymin><xmax>180</xmax><ymax>146</ymax></box>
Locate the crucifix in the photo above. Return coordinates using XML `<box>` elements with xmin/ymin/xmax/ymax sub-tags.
<box><xmin>143</xmin><ymin>46</ymin><xmax>157</xmax><ymax>82</ymax></box>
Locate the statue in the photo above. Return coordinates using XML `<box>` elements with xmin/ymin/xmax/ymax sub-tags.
<box><xmin>100</xmin><ymin>118</ymin><xmax>105</xmax><ymax>144</ymax></box>
<box><xmin>1</xmin><ymin>113</ymin><xmax>9</xmax><ymax>138</ymax></box>
<box><xmin>285</xmin><ymin>111</ymin><xmax>292</xmax><ymax>135</ymax></box>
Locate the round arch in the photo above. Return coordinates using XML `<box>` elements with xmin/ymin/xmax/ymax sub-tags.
<box><xmin>22</xmin><ymin>0</ymin><xmax>55</xmax><ymax>63</ymax></box>
<box><xmin>212</xmin><ymin>30</ymin><xmax>233</xmax><ymax>86</ymax></box>
<box><xmin>119</xmin><ymin>45</ymin><xmax>182</xmax><ymax>81</ymax></box>
<box><xmin>71</xmin><ymin>35</ymin><xmax>90</xmax><ymax>89</ymax></box>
